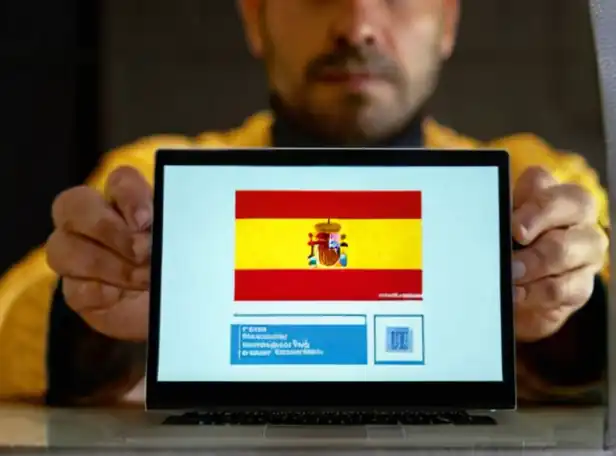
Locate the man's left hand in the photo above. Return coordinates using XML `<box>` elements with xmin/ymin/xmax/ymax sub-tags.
<box><xmin>512</xmin><ymin>167</ymin><xmax>608</xmax><ymax>343</ymax></box>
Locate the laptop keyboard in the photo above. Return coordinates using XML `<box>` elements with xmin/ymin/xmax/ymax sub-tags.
<box><xmin>164</xmin><ymin>410</ymin><xmax>497</xmax><ymax>426</ymax></box>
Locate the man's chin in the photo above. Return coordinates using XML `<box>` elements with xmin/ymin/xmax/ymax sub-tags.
<box><xmin>308</xmin><ymin>113</ymin><xmax>386</xmax><ymax>145</ymax></box>
<box><xmin>312</xmin><ymin>84</ymin><xmax>398</xmax><ymax>116</ymax></box>
<box><xmin>316</xmin><ymin>84</ymin><xmax>386</xmax><ymax>104</ymax></box>
<box><xmin>302</xmin><ymin>92</ymin><xmax>400</xmax><ymax>142</ymax></box>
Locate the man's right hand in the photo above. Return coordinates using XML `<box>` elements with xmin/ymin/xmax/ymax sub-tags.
<box><xmin>46</xmin><ymin>166</ymin><xmax>153</xmax><ymax>341</ymax></box>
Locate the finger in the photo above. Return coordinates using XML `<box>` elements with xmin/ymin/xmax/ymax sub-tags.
<box><xmin>512</xmin><ymin>183</ymin><xmax>597</xmax><ymax>245</ymax></box>
<box><xmin>63</xmin><ymin>278</ymin><xmax>149</xmax><ymax>341</ymax></box>
<box><xmin>52</xmin><ymin>186</ymin><xmax>135</xmax><ymax>259</ymax></box>
<box><xmin>514</xmin><ymin>265</ymin><xmax>596</xmax><ymax>312</ymax></box>
<box><xmin>512</xmin><ymin>225</ymin><xmax>607</xmax><ymax>284</ymax></box>
<box><xmin>63</xmin><ymin>277</ymin><xmax>121</xmax><ymax>312</ymax></box>
<box><xmin>512</xmin><ymin>167</ymin><xmax>557</xmax><ymax>210</ymax></box>
<box><xmin>47</xmin><ymin>230</ymin><xmax>150</xmax><ymax>290</ymax></box>
<box><xmin>105</xmin><ymin>166</ymin><xmax>153</xmax><ymax>231</ymax></box>
<box><xmin>515</xmin><ymin>304</ymin><xmax>572</xmax><ymax>343</ymax></box>
<box><xmin>132</xmin><ymin>232</ymin><xmax>152</xmax><ymax>261</ymax></box>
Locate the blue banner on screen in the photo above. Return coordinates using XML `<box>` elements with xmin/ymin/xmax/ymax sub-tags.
<box><xmin>230</xmin><ymin>315</ymin><xmax>367</xmax><ymax>365</ymax></box>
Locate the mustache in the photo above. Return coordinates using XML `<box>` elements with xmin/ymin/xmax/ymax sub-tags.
<box><xmin>306</xmin><ymin>45</ymin><xmax>400</xmax><ymax>80</ymax></box>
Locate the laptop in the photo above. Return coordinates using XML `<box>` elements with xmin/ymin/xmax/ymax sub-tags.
<box><xmin>137</xmin><ymin>147</ymin><xmax>587</xmax><ymax>447</ymax></box>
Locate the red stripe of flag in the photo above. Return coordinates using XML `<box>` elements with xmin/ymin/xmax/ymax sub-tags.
<box><xmin>235</xmin><ymin>190</ymin><xmax>421</xmax><ymax>219</ymax></box>
<box><xmin>234</xmin><ymin>269</ymin><xmax>423</xmax><ymax>301</ymax></box>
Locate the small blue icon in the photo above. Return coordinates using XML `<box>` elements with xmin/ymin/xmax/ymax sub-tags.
<box><xmin>386</xmin><ymin>327</ymin><xmax>412</xmax><ymax>353</ymax></box>
<box><xmin>339</xmin><ymin>253</ymin><xmax>347</xmax><ymax>267</ymax></box>
<box><xmin>308</xmin><ymin>256</ymin><xmax>317</xmax><ymax>267</ymax></box>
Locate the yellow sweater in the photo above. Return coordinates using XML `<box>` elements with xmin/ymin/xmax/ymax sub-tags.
<box><xmin>0</xmin><ymin>112</ymin><xmax>609</xmax><ymax>401</ymax></box>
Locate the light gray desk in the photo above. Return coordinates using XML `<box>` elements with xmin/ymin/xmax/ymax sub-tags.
<box><xmin>0</xmin><ymin>403</ymin><xmax>608</xmax><ymax>454</ymax></box>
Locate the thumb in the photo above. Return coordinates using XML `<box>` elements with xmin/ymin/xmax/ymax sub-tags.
<box><xmin>512</xmin><ymin>166</ymin><xmax>557</xmax><ymax>210</ymax></box>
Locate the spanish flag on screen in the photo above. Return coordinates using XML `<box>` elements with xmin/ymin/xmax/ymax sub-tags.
<box><xmin>234</xmin><ymin>190</ymin><xmax>422</xmax><ymax>301</ymax></box>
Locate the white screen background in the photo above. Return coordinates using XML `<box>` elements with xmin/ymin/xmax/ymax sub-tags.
<box><xmin>156</xmin><ymin>165</ymin><xmax>504</xmax><ymax>382</ymax></box>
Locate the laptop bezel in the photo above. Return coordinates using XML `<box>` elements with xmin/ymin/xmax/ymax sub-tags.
<box><xmin>146</xmin><ymin>147</ymin><xmax>515</xmax><ymax>411</ymax></box>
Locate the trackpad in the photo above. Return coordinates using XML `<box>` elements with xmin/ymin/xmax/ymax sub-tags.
<box><xmin>266</xmin><ymin>425</ymin><xmax>367</xmax><ymax>439</ymax></box>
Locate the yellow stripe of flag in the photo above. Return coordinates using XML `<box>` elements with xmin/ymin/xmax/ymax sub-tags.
<box><xmin>235</xmin><ymin>218</ymin><xmax>422</xmax><ymax>270</ymax></box>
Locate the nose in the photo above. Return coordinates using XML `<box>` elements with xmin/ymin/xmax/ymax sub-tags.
<box><xmin>330</xmin><ymin>0</ymin><xmax>384</xmax><ymax>49</ymax></box>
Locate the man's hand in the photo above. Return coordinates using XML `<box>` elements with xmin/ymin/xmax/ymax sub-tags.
<box><xmin>512</xmin><ymin>167</ymin><xmax>608</xmax><ymax>343</ymax></box>
<box><xmin>46</xmin><ymin>166</ymin><xmax>153</xmax><ymax>341</ymax></box>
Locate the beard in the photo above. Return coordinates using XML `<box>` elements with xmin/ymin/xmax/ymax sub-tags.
<box><xmin>259</xmin><ymin>21</ymin><xmax>444</xmax><ymax>145</ymax></box>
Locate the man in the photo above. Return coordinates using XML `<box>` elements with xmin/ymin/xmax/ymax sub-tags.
<box><xmin>0</xmin><ymin>0</ymin><xmax>609</xmax><ymax>405</ymax></box>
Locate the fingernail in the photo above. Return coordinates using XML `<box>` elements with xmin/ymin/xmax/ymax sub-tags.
<box><xmin>134</xmin><ymin>207</ymin><xmax>152</xmax><ymax>230</ymax></box>
<box><xmin>512</xmin><ymin>261</ymin><xmax>526</xmax><ymax>281</ymax></box>
<box><xmin>516</xmin><ymin>224</ymin><xmax>529</xmax><ymax>243</ymax></box>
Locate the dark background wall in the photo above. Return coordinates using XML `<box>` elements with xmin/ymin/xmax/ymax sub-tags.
<box><xmin>0</xmin><ymin>0</ymin><xmax>606</xmax><ymax>275</ymax></box>
<box><xmin>0</xmin><ymin>1</ymin><xmax>99</xmax><ymax>273</ymax></box>
<box><xmin>102</xmin><ymin>0</ymin><xmax>605</xmax><ymax>165</ymax></box>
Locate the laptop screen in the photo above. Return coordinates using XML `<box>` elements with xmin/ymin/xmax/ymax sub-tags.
<box><xmin>156</xmin><ymin>164</ymin><xmax>504</xmax><ymax>383</ymax></box>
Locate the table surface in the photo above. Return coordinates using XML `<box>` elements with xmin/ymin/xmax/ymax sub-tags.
<box><xmin>0</xmin><ymin>403</ymin><xmax>610</xmax><ymax>455</ymax></box>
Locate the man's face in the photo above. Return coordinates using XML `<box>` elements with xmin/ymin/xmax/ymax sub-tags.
<box><xmin>240</xmin><ymin>0</ymin><xmax>459</xmax><ymax>144</ymax></box>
